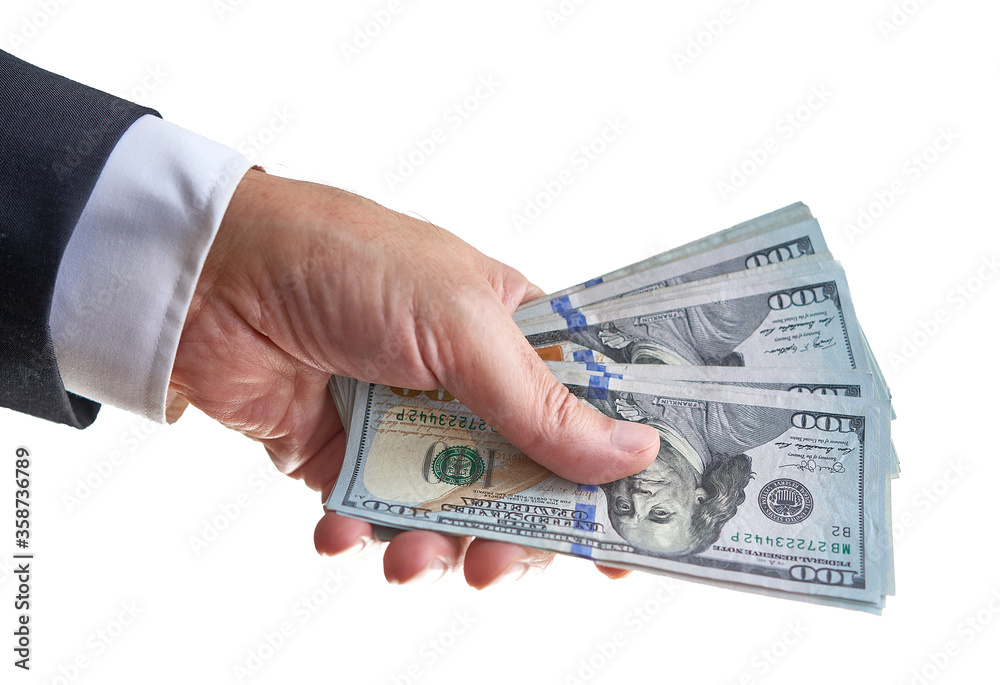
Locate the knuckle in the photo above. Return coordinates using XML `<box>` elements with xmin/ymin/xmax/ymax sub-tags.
<box><xmin>525</xmin><ymin>382</ymin><xmax>581</xmax><ymax>452</ymax></box>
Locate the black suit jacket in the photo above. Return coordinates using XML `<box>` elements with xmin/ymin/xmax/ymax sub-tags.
<box><xmin>0</xmin><ymin>50</ymin><xmax>159</xmax><ymax>427</ymax></box>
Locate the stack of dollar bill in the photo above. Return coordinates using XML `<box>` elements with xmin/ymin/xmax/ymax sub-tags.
<box><xmin>325</xmin><ymin>203</ymin><xmax>896</xmax><ymax>612</ymax></box>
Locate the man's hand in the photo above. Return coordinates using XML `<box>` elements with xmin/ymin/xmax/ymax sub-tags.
<box><xmin>169</xmin><ymin>169</ymin><xmax>658</xmax><ymax>587</ymax></box>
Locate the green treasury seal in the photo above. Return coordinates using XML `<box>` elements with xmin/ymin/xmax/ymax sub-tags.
<box><xmin>432</xmin><ymin>445</ymin><xmax>485</xmax><ymax>486</ymax></box>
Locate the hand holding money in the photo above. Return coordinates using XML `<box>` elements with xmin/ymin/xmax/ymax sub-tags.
<box><xmin>327</xmin><ymin>203</ymin><xmax>897</xmax><ymax>610</ymax></box>
<box><xmin>169</xmin><ymin>168</ymin><xmax>659</xmax><ymax>587</ymax></box>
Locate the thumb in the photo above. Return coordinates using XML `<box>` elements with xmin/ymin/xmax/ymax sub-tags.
<box><xmin>434</xmin><ymin>295</ymin><xmax>659</xmax><ymax>485</ymax></box>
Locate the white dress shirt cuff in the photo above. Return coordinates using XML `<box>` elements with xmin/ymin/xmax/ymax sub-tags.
<box><xmin>50</xmin><ymin>114</ymin><xmax>252</xmax><ymax>422</ymax></box>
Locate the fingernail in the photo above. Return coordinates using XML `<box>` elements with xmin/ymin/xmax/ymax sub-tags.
<box><xmin>405</xmin><ymin>557</ymin><xmax>449</xmax><ymax>585</ymax></box>
<box><xmin>611</xmin><ymin>420</ymin><xmax>658</xmax><ymax>453</ymax></box>
<box><xmin>319</xmin><ymin>541</ymin><xmax>354</xmax><ymax>558</ymax></box>
<box><xmin>485</xmin><ymin>561</ymin><xmax>528</xmax><ymax>588</ymax></box>
<box><xmin>600</xmin><ymin>567</ymin><xmax>632</xmax><ymax>581</ymax></box>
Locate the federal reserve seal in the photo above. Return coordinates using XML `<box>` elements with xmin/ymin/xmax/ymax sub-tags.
<box><xmin>431</xmin><ymin>445</ymin><xmax>484</xmax><ymax>486</ymax></box>
<box><xmin>758</xmin><ymin>479</ymin><xmax>814</xmax><ymax>524</ymax></box>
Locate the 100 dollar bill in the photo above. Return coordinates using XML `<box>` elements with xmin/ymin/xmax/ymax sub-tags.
<box><xmin>326</xmin><ymin>378</ymin><xmax>890</xmax><ymax>609</ymax></box>
<box><xmin>514</xmin><ymin>217</ymin><xmax>828</xmax><ymax>322</ymax></box>
<box><xmin>522</xmin><ymin>202</ymin><xmax>815</xmax><ymax>308</ymax></box>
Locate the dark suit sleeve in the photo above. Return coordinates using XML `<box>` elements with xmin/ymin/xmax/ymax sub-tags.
<box><xmin>0</xmin><ymin>50</ymin><xmax>160</xmax><ymax>428</ymax></box>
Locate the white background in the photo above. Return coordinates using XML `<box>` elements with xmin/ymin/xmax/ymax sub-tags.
<box><xmin>3</xmin><ymin>1</ymin><xmax>999</xmax><ymax>684</ymax></box>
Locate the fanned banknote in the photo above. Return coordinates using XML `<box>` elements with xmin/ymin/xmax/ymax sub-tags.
<box><xmin>513</xmin><ymin>216</ymin><xmax>828</xmax><ymax>322</ymax></box>
<box><xmin>527</xmin><ymin>202</ymin><xmax>815</xmax><ymax>308</ymax></box>
<box><xmin>327</xmin><ymin>377</ymin><xmax>892</xmax><ymax>611</ymax></box>
<box><xmin>326</xmin><ymin>203</ymin><xmax>897</xmax><ymax>611</ymax></box>
<box><xmin>546</xmin><ymin>361</ymin><xmax>898</xmax><ymax>477</ymax></box>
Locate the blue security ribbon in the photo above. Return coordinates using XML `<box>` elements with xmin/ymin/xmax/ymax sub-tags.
<box><xmin>562</xmin><ymin>311</ymin><xmax>588</xmax><ymax>331</ymax></box>
<box><xmin>587</xmin><ymin>374</ymin><xmax>610</xmax><ymax>401</ymax></box>
<box><xmin>549</xmin><ymin>296</ymin><xmax>573</xmax><ymax>313</ymax></box>
<box><xmin>570</xmin><ymin>503</ymin><xmax>598</xmax><ymax>558</ymax></box>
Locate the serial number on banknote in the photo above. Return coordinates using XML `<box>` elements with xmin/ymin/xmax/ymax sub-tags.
<box><xmin>729</xmin><ymin>531</ymin><xmax>853</xmax><ymax>555</ymax></box>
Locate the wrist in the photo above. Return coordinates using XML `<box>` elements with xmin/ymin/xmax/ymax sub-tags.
<box><xmin>185</xmin><ymin>166</ymin><xmax>270</xmax><ymax>324</ymax></box>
